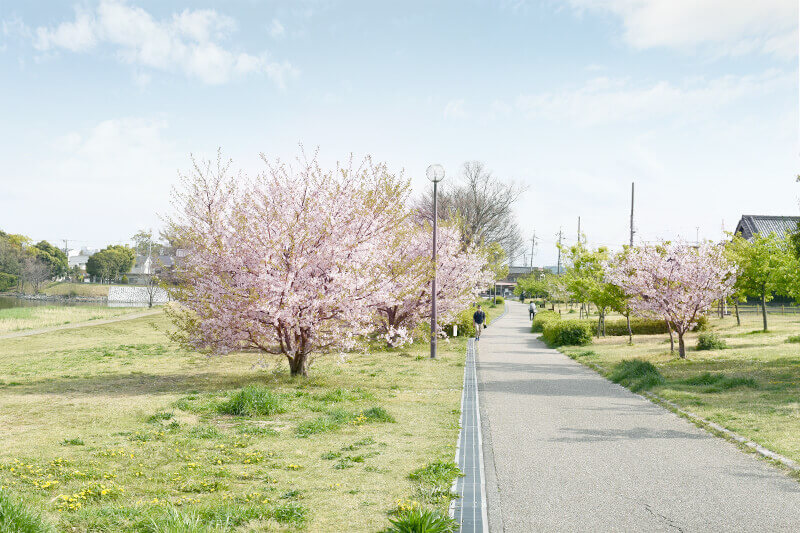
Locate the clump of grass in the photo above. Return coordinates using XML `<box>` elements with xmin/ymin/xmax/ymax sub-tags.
<box><xmin>146</xmin><ymin>411</ymin><xmax>174</xmax><ymax>423</ymax></box>
<box><xmin>217</xmin><ymin>386</ymin><xmax>286</xmax><ymax>417</ymax></box>
<box><xmin>0</xmin><ymin>488</ymin><xmax>56</xmax><ymax>533</ymax></box>
<box><xmin>409</xmin><ymin>461</ymin><xmax>462</xmax><ymax>486</ymax></box>
<box><xmin>272</xmin><ymin>502</ymin><xmax>309</xmax><ymax>527</ymax></box>
<box><xmin>61</xmin><ymin>437</ymin><xmax>84</xmax><ymax>446</ymax></box>
<box><xmin>188</xmin><ymin>425</ymin><xmax>222</xmax><ymax>439</ymax></box>
<box><xmin>296</xmin><ymin>409</ymin><xmax>352</xmax><ymax>438</ymax></box>
<box><xmin>361</xmin><ymin>406</ymin><xmax>395</xmax><ymax>423</ymax></box>
<box><xmin>236</xmin><ymin>424</ymin><xmax>278</xmax><ymax>437</ymax></box>
<box><xmin>786</xmin><ymin>334</ymin><xmax>800</xmax><ymax>344</ymax></box>
<box><xmin>608</xmin><ymin>359</ymin><xmax>665</xmax><ymax>392</ymax></box>
<box><xmin>681</xmin><ymin>372</ymin><xmax>758</xmax><ymax>393</ymax></box>
<box><xmin>572</xmin><ymin>350</ymin><xmax>596</xmax><ymax>358</ymax></box>
<box><xmin>696</xmin><ymin>332</ymin><xmax>727</xmax><ymax>350</ymax></box>
<box><xmin>385</xmin><ymin>508</ymin><xmax>458</xmax><ymax>533</ymax></box>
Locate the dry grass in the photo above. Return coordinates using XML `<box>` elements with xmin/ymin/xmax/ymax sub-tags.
<box><xmin>42</xmin><ymin>282</ymin><xmax>111</xmax><ymax>298</ymax></box>
<box><xmin>0</xmin><ymin>306</ymin><xmax>141</xmax><ymax>334</ymax></box>
<box><xmin>0</xmin><ymin>312</ymin><xmax>465</xmax><ymax>531</ymax></box>
<box><xmin>560</xmin><ymin>311</ymin><xmax>800</xmax><ymax>467</ymax></box>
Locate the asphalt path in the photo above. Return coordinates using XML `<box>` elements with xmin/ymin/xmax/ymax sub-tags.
<box><xmin>477</xmin><ymin>301</ymin><xmax>800</xmax><ymax>532</ymax></box>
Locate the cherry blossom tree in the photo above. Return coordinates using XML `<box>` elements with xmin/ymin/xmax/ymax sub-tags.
<box><xmin>374</xmin><ymin>223</ymin><xmax>493</xmax><ymax>346</ymax></box>
<box><xmin>606</xmin><ymin>242</ymin><xmax>736</xmax><ymax>359</ymax></box>
<box><xmin>166</xmin><ymin>150</ymin><xmax>410</xmax><ymax>376</ymax></box>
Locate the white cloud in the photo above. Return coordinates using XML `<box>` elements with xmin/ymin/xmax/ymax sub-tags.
<box><xmin>514</xmin><ymin>70</ymin><xmax>793</xmax><ymax>126</ymax></box>
<box><xmin>443</xmin><ymin>99</ymin><xmax>468</xmax><ymax>119</ymax></box>
<box><xmin>269</xmin><ymin>18</ymin><xmax>285</xmax><ymax>39</ymax></box>
<box><xmin>29</xmin><ymin>0</ymin><xmax>296</xmax><ymax>86</ymax></box>
<box><xmin>566</xmin><ymin>0</ymin><xmax>798</xmax><ymax>58</ymax></box>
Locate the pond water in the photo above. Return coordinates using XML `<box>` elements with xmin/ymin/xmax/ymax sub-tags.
<box><xmin>0</xmin><ymin>296</ymin><xmax>150</xmax><ymax>309</ymax></box>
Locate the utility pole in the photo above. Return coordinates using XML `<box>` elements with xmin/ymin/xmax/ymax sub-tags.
<box><xmin>529</xmin><ymin>232</ymin><xmax>536</xmax><ymax>272</ymax></box>
<box><xmin>556</xmin><ymin>228</ymin><xmax>563</xmax><ymax>275</ymax></box>
<box><xmin>577</xmin><ymin>216</ymin><xmax>581</xmax><ymax>244</ymax></box>
<box><xmin>629</xmin><ymin>182</ymin><xmax>635</xmax><ymax>247</ymax></box>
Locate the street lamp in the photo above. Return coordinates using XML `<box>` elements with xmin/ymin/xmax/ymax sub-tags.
<box><xmin>427</xmin><ymin>164</ymin><xmax>445</xmax><ymax>359</ymax></box>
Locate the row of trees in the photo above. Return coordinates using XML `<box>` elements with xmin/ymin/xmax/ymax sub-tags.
<box><xmin>0</xmin><ymin>231</ymin><xmax>70</xmax><ymax>294</ymax></box>
<box><xmin>166</xmin><ymin>152</ymin><xmax>497</xmax><ymax>376</ymax></box>
<box><xmin>516</xmin><ymin>230</ymin><xmax>800</xmax><ymax>358</ymax></box>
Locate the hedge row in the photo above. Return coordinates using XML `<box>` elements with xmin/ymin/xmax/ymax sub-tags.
<box><xmin>541</xmin><ymin>320</ymin><xmax>593</xmax><ymax>347</ymax></box>
<box><xmin>532</xmin><ymin>312</ymin><xmax>674</xmax><ymax>337</ymax></box>
<box><xmin>531</xmin><ymin>310</ymin><xmax>559</xmax><ymax>332</ymax></box>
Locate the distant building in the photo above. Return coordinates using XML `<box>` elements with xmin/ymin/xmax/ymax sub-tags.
<box><xmin>67</xmin><ymin>248</ymin><xmax>97</xmax><ymax>271</ymax></box>
<box><xmin>128</xmin><ymin>254</ymin><xmax>177</xmax><ymax>284</ymax></box>
<box><xmin>733</xmin><ymin>215</ymin><xmax>800</xmax><ymax>241</ymax></box>
<box><xmin>495</xmin><ymin>266</ymin><xmax>546</xmax><ymax>293</ymax></box>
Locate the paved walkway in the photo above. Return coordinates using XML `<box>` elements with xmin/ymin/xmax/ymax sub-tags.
<box><xmin>477</xmin><ymin>301</ymin><xmax>800</xmax><ymax>532</ymax></box>
<box><xmin>0</xmin><ymin>310</ymin><xmax>160</xmax><ymax>340</ymax></box>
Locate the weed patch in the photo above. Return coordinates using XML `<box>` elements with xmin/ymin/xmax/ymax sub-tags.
<box><xmin>608</xmin><ymin>359</ymin><xmax>665</xmax><ymax>392</ymax></box>
<box><xmin>217</xmin><ymin>386</ymin><xmax>287</xmax><ymax>417</ymax></box>
<box><xmin>0</xmin><ymin>488</ymin><xmax>55</xmax><ymax>533</ymax></box>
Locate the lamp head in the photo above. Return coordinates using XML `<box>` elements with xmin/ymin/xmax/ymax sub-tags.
<box><xmin>426</xmin><ymin>164</ymin><xmax>445</xmax><ymax>183</ymax></box>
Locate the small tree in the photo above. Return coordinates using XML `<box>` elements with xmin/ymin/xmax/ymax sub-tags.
<box><xmin>374</xmin><ymin>223</ymin><xmax>492</xmax><ymax>346</ymax></box>
<box><xmin>167</xmin><ymin>150</ymin><xmax>410</xmax><ymax>376</ymax></box>
<box><xmin>726</xmin><ymin>233</ymin><xmax>794</xmax><ymax>331</ymax></box>
<box><xmin>607</xmin><ymin>242</ymin><xmax>736</xmax><ymax>359</ymax></box>
<box><xmin>21</xmin><ymin>255</ymin><xmax>52</xmax><ymax>294</ymax></box>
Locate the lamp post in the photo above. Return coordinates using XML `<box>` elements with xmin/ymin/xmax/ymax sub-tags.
<box><xmin>427</xmin><ymin>164</ymin><xmax>445</xmax><ymax>359</ymax></box>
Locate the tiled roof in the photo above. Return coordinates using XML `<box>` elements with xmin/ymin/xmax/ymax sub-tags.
<box><xmin>734</xmin><ymin>215</ymin><xmax>800</xmax><ymax>240</ymax></box>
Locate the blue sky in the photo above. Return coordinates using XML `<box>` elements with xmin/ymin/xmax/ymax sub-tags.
<box><xmin>1</xmin><ymin>0</ymin><xmax>797</xmax><ymax>265</ymax></box>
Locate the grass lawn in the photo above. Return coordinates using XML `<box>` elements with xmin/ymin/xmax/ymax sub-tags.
<box><xmin>0</xmin><ymin>306</ymin><xmax>142</xmax><ymax>334</ymax></box>
<box><xmin>558</xmin><ymin>311</ymin><xmax>800</xmax><ymax>474</ymax></box>
<box><xmin>42</xmin><ymin>282</ymin><xmax>111</xmax><ymax>298</ymax></box>
<box><xmin>0</xmin><ymin>311</ymin><xmax>469</xmax><ymax>531</ymax></box>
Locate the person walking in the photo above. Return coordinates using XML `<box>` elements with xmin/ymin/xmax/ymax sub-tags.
<box><xmin>473</xmin><ymin>305</ymin><xmax>487</xmax><ymax>340</ymax></box>
<box><xmin>529</xmin><ymin>301</ymin><xmax>537</xmax><ymax>320</ymax></box>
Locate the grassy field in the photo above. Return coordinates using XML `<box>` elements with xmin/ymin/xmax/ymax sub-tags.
<box><xmin>0</xmin><ymin>308</ymin><xmax>474</xmax><ymax>531</ymax></box>
<box><xmin>558</xmin><ymin>311</ymin><xmax>800</xmax><ymax>473</ymax></box>
<box><xmin>42</xmin><ymin>282</ymin><xmax>111</xmax><ymax>298</ymax></box>
<box><xmin>0</xmin><ymin>306</ymin><xmax>142</xmax><ymax>334</ymax></box>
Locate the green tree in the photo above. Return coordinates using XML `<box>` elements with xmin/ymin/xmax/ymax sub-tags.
<box><xmin>86</xmin><ymin>245</ymin><xmax>135</xmax><ymax>282</ymax></box>
<box><xmin>31</xmin><ymin>241</ymin><xmax>68</xmax><ymax>278</ymax></box>
<box><xmin>132</xmin><ymin>229</ymin><xmax>164</xmax><ymax>258</ymax></box>
<box><xmin>726</xmin><ymin>233</ymin><xmax>795</xmax><ymax>331</ymax></box>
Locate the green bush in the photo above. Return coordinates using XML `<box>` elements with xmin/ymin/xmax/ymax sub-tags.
<box><xmin>120</xmin><ymin>275</ymin><xmax>129</xmax><ymax>284</ymax></box>
<box><xmin>602</xmin><ymin>318</ymin><xmax>670</xmax><ymax>336</ymax></box>
<box><xmin>494</xmin><ymin>296</ymin><xmax>504</xmax><ymax>304</ymax></box>
<box><xmin>217</xmin><ymin>386</ymin><xmax>286</xmax><ymax>417</ymax></box>
<box><xmin>0</xmin><ymin>488</ymin><xmax>55</xmax><ymax>533</ymax></box>
<box><xmin>385</xmin><ymin>508</ymin><xmax>458</xmax><ymax>533</ymax></box>
<box><xmin>0</xmin><ymin>272</ymin><xmax>17</xmax><ymax>292</ymax></box>
<box><xmin>697</xmin><ymin>332</ymin><xmax>727</xmax><ymax>350</ymax></box>
<box><xmin>786</xmin><ymin>335</ymin><xmax>800</xmax><ymax>344</ymax></box>
<box><xmin>531</xmin><ymin>310</ymin><xmax>559</xmax><ymax>332</ymax></box>
<box><xmin>443</xmin><ymin>307</ymin><xmax>477</xmax><ymax>338</ymax></box>
<box><xmin>608</xmin><ymin>359</ymin><xmax>664</xmax><ymax>392</ymax></box>
<box><xmin>692</xmin><ymin>315</ymin><xmax>709</xmax><ymax>332</ymax></box>
<box><xmin>541</xmin><ymin>320</ymin><xmax>593</xmax><ymax>347</ymax></box>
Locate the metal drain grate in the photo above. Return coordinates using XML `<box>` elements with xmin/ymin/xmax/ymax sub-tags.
<box><xmin>451</xmin><ymin>338</ymin><xmax>488</xmax><ymax>532</ymax></box>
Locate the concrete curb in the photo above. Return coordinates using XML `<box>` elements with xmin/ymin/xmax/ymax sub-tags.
<box><xmin>571</xmin><ymin>356</ymin><xmax>800</xmax><ymax>475</ymax></box>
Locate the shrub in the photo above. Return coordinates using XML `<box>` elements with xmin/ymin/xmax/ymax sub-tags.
<box><xmin>120</xmin><ymin>275</ymin><xmax>129</xmax><ymax>284</ymax></box>
<box><xmin>0</xmin><ymin>273</ymin><xmax>17</xmax><ymax>292</ymax></box>
<box><xmin>786</xmin><ymin>335</ymin><xmax>800</xmax><ymax>344</ymax></box>
<box><xmin>442</xmin><ymin>307</ymin><xmax>476</xmax><ymax>338</ymax></box>
<box><xmin>602</xmin><ymin>318</ymin><xmax>670</xmax><ymax>336</ymax></box>
<box><xmin>494</xmin><ymin>296</ymin><xmax>504</xmax><ymax>304</ymax></box>
<box><xmin>692</xmin><ymin>315</ymin><xmax>709</xmax><ymax>332</ymax></box>
<box><xmin>385</xmin><ymin>508</ymin><xmax>458</xmax><ymax>533</ymax></box>
<box><xmin>0</xmin><ymin>489</ymin><xmax>55</xmax><ymax>533</ymax></box>
<box><xmin>541</xmin><ymin>320</ymin><xmax>592</xmax><ymax>347</ymax></box>
<box><xmin>697</xmin><ymin>332</ymin><xmax>727</xmax><ymax>350</ymax></box>
<box><xmin>609</xmin><ymin>359</ymin><xmax>664</xmax><ymax>392</ymax></box>
<box><xmin>217</xmin><ymin>386</ymin><xmax>286</xmax><ymax>417</ymax></box>
<box><xmin>531</xmin><ymin>310</ymin><xmax>559</xmax><ymax>333</ymax></box>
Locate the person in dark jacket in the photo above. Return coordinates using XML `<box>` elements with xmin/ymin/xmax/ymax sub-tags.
<box><xmin>473</xmin><ymin>305</ymin><xmax>486</xmax><ymax>340</ymax></box>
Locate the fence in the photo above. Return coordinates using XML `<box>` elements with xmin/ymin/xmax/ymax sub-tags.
<box><xmin>733</xmin><ymin>305</ymin><xmax>800</xmax><ymax>315</ymax></box>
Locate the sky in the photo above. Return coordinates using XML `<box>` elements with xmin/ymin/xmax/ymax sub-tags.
<box><xmin>1</xmin><ymin>0</ymin><xmax>798</xmax><ymax>266</ymax></box>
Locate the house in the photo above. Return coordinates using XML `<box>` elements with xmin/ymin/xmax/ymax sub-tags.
<box><xmin>495</xmin><ymin>266</ymin><xmax>546</xmax><ymax>294</ymax></box>
<box><xmin>67</xmin><ymin>248</ymin><xmax>97</xmax><ymax>271</ymax></box>
<box><xmin>128</xmin><ymin>254</ymin><xmax>177</xmax><ymax>284</ymax></box>
<box><xmin>733</xmin><ymin>215</ymin><xmax>800</xmax><ymax>241</ymax></box>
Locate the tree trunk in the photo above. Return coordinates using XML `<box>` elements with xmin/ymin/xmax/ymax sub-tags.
<box><xmin>761</xmin><ymin>294</ymin><xmax>768</xmax><ymax>331</ymax></box>
<box><xmin>668</xmin><ymin>323</ymin><xmax>674</xmax><ymax>353</ymax></box>
<box><xmin>288</xmin><ymin>354</ymin><xmax>308</xmax><ymax>377</ymax></box>
<box><xmin>626</xmin><ymin>312</ymin><xmax>632</xmax><ymax>345</ymax></box>
<box><xmin>678</xmin><ymin>333</ymin><xmax>686</xmax><ymax>359</ymax></box>
<box><xmin>601</xmin><ymin>310</ymin><xmax>606</xmax><ymax>337</ymax></box>
<box><xmin>734</xmin><ymin>301</ymin><xmax>740</xmax><ymax>326</ymax></box>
